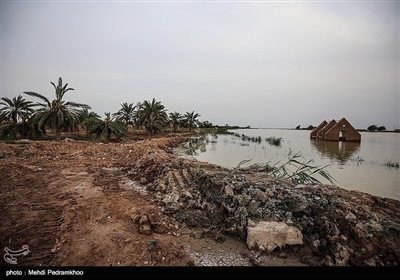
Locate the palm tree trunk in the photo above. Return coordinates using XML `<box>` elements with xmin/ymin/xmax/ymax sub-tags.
<box><xmin>56</xmin><ymin>121</ymin><xmax>62</xmax><ymax>140</ymax></box>
<box><xmin>12</xmin><ymin>112</ymin><xmax>18</xmax><ymax>123</ymax></box>
<box><xmin>56</xmin><ymin>128</ymin><xmax>61</xmax><ymax>140</ymax></box>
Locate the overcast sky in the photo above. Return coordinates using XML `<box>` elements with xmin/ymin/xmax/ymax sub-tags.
<box><xmin>1</xmin><ymin>0</ymin><xmax>399</xmax><ymax>129</ymax></box>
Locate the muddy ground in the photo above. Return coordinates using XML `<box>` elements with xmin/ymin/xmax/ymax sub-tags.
<box><xmin>0</xmin><ymin>131</ymin><xmax>399</xmax><ymax>277</ymax></box>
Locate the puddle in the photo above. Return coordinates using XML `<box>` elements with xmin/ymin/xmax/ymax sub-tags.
<box><xmin>178</xmin><ymin>228</ymin><xmax>253</xmax><ymax>266</ymax></box>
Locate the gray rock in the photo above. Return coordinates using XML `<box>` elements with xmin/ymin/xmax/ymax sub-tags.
<box><xmin>247</xmin><ymin>220</ymin><xmax>303</xmax><ymax>253</ymax></box>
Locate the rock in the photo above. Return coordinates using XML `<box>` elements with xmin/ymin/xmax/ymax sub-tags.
<box><xmin>137</xmin><ymin>214</ymin><xmax>153</xmax><ymax>235</ymax></box>
<box><xmin>224</xmin><ymin>185</ymin><xmax>234</xmax><ymax>197</ymax></box>
<box><xmin>162</xmin><ymin>192</ymin><xmax>180</xmax><ymax>205</ymax></box>
<box><xmin>139</xmin><ymin>224</ymin><xmax>152</xmax><ymax>235</ymax></box>
<box><xmin>235</xmin><ymin>194</ymin><xmax>252</xmax><ymax>206</ymax></box>
<box><xmin>152</xmin><ymin>222</ymin><xmax>168</xmax><ymax>234</ymax></box>
<box><xmin>246</xmin><ymin>220</ymin><xmax>303</xmax><ymax>253</ymax></box>
<box><xmin>246</xmin><ymin>200</ymin><xmax>260</xmax><ymax>216</ymax></box>
<box><xmin>184</xmin><ymin>191</ymin><xmax>193</xmax><ymax>199</ymax></box>
<box><xmin>333</xmin><ymin>244</ymin><xmax>354</xmax><ymax>266</ymax></box>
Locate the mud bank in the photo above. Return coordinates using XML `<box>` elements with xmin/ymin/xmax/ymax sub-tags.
<box><xmin>124</xmin><ymin>135</ymin><xmax>400</xmax><ymax>266</ymax></box>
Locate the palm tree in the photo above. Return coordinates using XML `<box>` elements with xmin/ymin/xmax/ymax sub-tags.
<box><xmin>77</xmin><ymin>108</ymin><xmax>100</xmax><ymax>135</ymax></box>
<box><xmin>24</xmin><ymin>77</ymin><xmax>91</xmax><ymax>140</ymax></box>
<box><xmin>77</xmin><ymin>108</ymin><xmax>100</xmax><ymax>123</ymax></box>
<box><xmin>144</xmin><ymin>114</ymin><xmax>166</xmax><ymax>136</ymax></box>
<box><xmin>183</xmin><ymin>111</ymin><xmax>201</xmax><ymax>132</ymax></box>
<box><xmin>0</xmin><ymin>95</ymin><xmax>34</xmax><ymax>123</ymax></box>
<box><xmin>83</xmin><ymin>112</ymin><xmax>127</xmax><ymax>140</ymax></box>
<box><xmin>199</xmin><ymin>120</ymin><xmax>213</xmax><ymax>128</ymax></box>
<box><xmin>135</xmin><ymin>98</ymin><xmax>168</xmax><ymax>135</ymax></box>
<box><xmin>0</xmin><ymin>121</ymin><xmax>43</xmax><ymax>140</ymax></box>
<box><xmin>112</xmin><ymin>102</ymin><xmax>136</xmax><ymax>127</ymax></box>
<box><xmin>0</xmin><ymin>95</ymin><xmax>38</xmax><ymax>139</ymax></box>
<box><xmin>168</xmin><ymin>111</ymin><xmax>183</xmax><ymax>133</ymax></box>
<box><xmin>0</xmin><ymin>113</ymin><xmax>5</xmax><ymax>124</ymax></box>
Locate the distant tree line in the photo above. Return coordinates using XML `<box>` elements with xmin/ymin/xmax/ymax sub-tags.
<box><xmin>0</xmin><ymin>77</ymin><xmax>214</xmax><ymax>141</ymax></box>
<box><xmin>295</xmin><ymin>125</ymin><xmax>316</xmax><ymax>130</ymax></box>
<box><xmin>367</xmin><ymin>125</ymin><xmax>386</xmax><ymax>132</ymax></box>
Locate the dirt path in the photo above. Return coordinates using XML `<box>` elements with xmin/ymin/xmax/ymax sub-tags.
<box><xmin>0</xmin><ymin>139</ymin><xmax>193</xmax><ymax>267</ymax></box>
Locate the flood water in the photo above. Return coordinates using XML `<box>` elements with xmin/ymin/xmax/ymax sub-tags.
<box><xmin>177</xmin><ymin>129</ymin><xmax>399</xmax><ymax>201</ymax></box>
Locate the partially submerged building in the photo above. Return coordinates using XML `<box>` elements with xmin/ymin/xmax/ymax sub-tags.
<box><xmin>317</xmin><ymin>119</ymin><xmax>337</xmax><ymax>139</ymax></box>
<box><xmin>310</xmin><ymin>120</ymin><xmax>327</xmax><ymax>139</ymax></box>
<box><xmin>310</xmin><ymin>117</ymin><xmax>361</xmax><ymax>142</ymax></box>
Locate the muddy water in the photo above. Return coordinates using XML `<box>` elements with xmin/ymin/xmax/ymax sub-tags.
<box><xmin>177</xmin><ymin>129</ymin><xmax>400</xmax><ymax>201</ymax></box>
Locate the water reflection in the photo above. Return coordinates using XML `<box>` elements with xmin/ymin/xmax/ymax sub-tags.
<box><xmin>310</xmin><ymin>139</ymin><xmax>361</xmax><ymax>165</ymax></box>
<box><xmin>181</xmin><ymin>134</ymin><xmax>217</xmax><ymax>156</ymax></box>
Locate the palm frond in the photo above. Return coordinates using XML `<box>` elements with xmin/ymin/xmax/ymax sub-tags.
<box><xmin>24</xmin><ymin>92</ymin><xmax>51</xmax><ymax>107</ymax></box>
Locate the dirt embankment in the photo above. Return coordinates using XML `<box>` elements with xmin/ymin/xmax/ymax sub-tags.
<box><xmin>0</xmin><ymin>133</ymin><xmax>399</xmax><ymax>268</ymax></box>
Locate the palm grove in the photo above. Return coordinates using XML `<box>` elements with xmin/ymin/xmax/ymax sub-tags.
<box><xmin>0</xmin><ymin>77</ymin><xmax>212</xmax><ymax>141</ymax></box>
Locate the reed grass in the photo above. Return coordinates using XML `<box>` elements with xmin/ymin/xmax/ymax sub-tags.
<box><xmin>265</xmin><ymin>136</ymin><xmax>283</xmax><ymax>146</ymax></box>
<box><xmin>237</xmin><ymin>151</ymin><xmax>338</xmax><ymax>185</ymax></box>
<box><xmin>384</xmin><ymin>159</ymin><xmax>399</xmax><ymax>169</ymax></box>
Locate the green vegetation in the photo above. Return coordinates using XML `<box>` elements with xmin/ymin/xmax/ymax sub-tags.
<box><xmin>367</xmin><ymin>125</ymin><xmax>386</xmax><ymax>131</ymax></box>
<box><xmin>384</xmin><ymin>159</ymin><xmax>399</xmax><ymax>169</ymax></box>
<box><xmin>135</xmin><ymin>98</ymin><xmax>169</xmax><ymax>136</ymax></box>
<box><xmin>265</xmin><ymin>136</ymin><xmax>283</xmax><ymax>146</ymax></box>
<box><xmin>169</xmin><ymin>111</ymin><xmax>183</xmax><ymax>133</ymax></box>
<box><xmin>350</xmin><ymin>155</ymin><xmax>364</xmax><ymax>165</ymax></box>
<box><xmin>182</xmin><ymin>111</ymin><xmax>201</xmax><ymax>132</ymax></box>
<box><xmin>295</xmin><ymin>125</ymin><xmax>315</xmax><ymax>130</ymax></box>
<box><xmin>0</xmin><ymin>95</ymin><xmax>38</xmax><ymax>139</ymax></box>
<box><xmin>238</xmin><ymin>151</ymin><xmax>338</xmax><ymax>185</ymax></box>
<box><xmin>0</xmin><ymin>95</ymin><xmax>35</xmax><ymax>123</ymax></box>
<box><xmin>112</xmin><ymin>102</ymin><xmax>136</xmax><ymax>127</ymax></box>
<box><xmin>198</xmin><ymin>127</ymin><xmax>284</xmax><ymax>147</ymax></box>
<box><xmin>24</xmin><ymin>77</ymin><xmax>91</xmax><ymax>140</ymax></box>
<box><xmin>1</xmin><ymin>77</ymin><xmax>209</xmax><ymax>141</ymax></box>
<box><xmin>236</xmin><ymin>134</ymin><xmax>262</xmax><ymax>144</ymax></box>
<box><xmin>83</xmin><ymin>112</ymin><xmax>127</xmax><ymax>140</ymax></box>
<box><xmin>180</xmin><ymin>135</ymin><xmax>209</xmax><ymax>156</ymax></box>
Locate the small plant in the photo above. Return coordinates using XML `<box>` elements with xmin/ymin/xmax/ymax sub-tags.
<box><xmin>237</xmin><ymin>151</ymin><xmax>338</xmax><ymax>185</ymax></box>
<box><xmin>350</xmin><ymin>155</ymin><xmax>364</xmax><ymax>165</ymax></box>
<box><xmin>265</xmin><ymin>136</ymin><xmax>283</xmax><ymax>146</ymax></box>
<box><xmin>384</xmin><ymin>159</ymin><xmax>399</xmax><ymax>169</ymax></box>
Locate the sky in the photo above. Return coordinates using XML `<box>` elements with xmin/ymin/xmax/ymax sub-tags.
<box><xmin>1</xmin><ymin>0</ymin><xmax>399</xmax><ymax>130</ymax></box>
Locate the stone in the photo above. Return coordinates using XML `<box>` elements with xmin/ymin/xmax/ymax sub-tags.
<box><xmin>137</xmin><ymin>214</ymin><xmax>153</xmax><ymax>235</ymax></box>
<box><xmin>224</xmin><ymin>185</ymin><xmax>235</xmax><ymax>197</ymax></box>
<box><xmin>139</xmin><ymin>224</ymin><xmax>152</xmax><ymax>235</ymax></box>
<box><xmin>246</xmin><ymin>200</ymin><xmax>260</xmax><ymax>216</ymax></box>
<box><xmin>247</xmin><ymin>220</ymin><xmax>303</xmax><ymax>253</ymax></box>
<box><xmin>140</xmin><ymin>177</ymin><xmax>147</xmax><ymax>184</ymax></box>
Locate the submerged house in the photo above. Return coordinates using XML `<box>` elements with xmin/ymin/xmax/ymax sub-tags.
<box><xmin>310</xmin><ymin>117</ymin><xmax>361</xmax><ymax>142</ymax></box>
<box><xmin>317</xmin><ymin>119</ymin><xmax>337</xmax><ymax>139</ymax></box>
<box><xmin>310</xmin><ymin>120</ymin><xmax>327</xmax><ymax>139</ymax></box>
